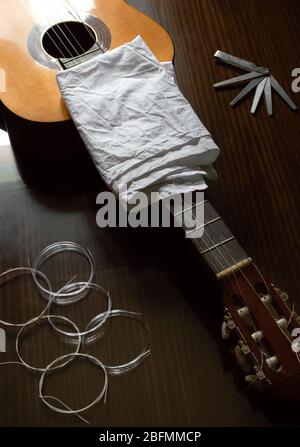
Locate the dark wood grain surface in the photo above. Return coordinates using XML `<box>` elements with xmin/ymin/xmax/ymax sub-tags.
<box><xmin>0</xmin><ymin>0</ymin><xmax>300</xmax><ymax>427</ymax></box>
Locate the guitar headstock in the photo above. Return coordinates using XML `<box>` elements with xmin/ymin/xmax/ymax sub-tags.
<box><xmin>221</xmin><ymin>263</ymin><xmax>300</xmax><ymax>399</ymax></box>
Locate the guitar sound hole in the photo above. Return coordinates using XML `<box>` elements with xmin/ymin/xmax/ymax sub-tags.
<box><xmin>42</xmin><ymin>21</ymin><xmax>97</xmax><ymax>59</ymax></box>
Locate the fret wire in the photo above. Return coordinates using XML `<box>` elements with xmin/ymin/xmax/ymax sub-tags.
<box><xmin>191</xmin><ymin>201</ymin><xmax>248</xmax><ymax>274</ymax></box>
<box><xmin>200</xmin><ymin>236</ymin><xmax>235</xmax><ymax>255</ymax></box>
<box><xmin>173</xmin><ymin>199</ymin><xmax>208</xmax><ymax>217</ymax></box>
<box><xmin>192</xmin><ymin>207</ymin><xmax>230</xmax><ymax>272</ymax></box>
<box><xmin>190</xmin><ymin>202</ymin><xmax>233</xmax><ymax>273</ymax></box>
<box><xmin>172</xmin><ymin>198</ymin><xmax>249</xmax><ymax>276</ymax></box>
<box><xmin>188</xmin><ymin>201</ymin><xmax>268</xmax><ymax>364</ymax></box>
<box><xmin>192</xmin><ymin>236</ymin><xmax>227</xmax><ymax>273</ymax></box>
<box><xmin>169</xmin><ymin>197</ymin><xmax>225</xmax><ymax>273</ymax></box>
<box><xmin>186</xmin><ymin>216</ymin><xmax>222</xmax><ymax>235</ymax></box>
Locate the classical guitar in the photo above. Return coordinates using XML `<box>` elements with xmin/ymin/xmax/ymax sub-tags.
<box><xmin>2</xmin><ymin>1</ymin><xmax>299</xmax><ymax>401</ymax></box>
<box><xmin>171</xmin><ymin>198</ymin><xmax>300</xmax><ymax>400</ymax></box>
<box><xmin>0</xmin><ymin>0</ymin><xmax>174</xmax><ymax>189</ymax></box>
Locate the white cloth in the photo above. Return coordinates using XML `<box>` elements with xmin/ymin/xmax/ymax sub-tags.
<box><xmin>57</xmin><ymin>36</ymin><xmax>220</xmax><ymax>202</ymax></box>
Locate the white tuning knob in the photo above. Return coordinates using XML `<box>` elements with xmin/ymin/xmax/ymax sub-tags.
<box><xmin>251</xmin><ymin>330</ymin><xmax>264</xmax><ymax>342</ymax></box>
<box><xmin>256</xmin><ymin>370</ymin><xmax>266</xmax><ymax>381</ymax></box>
<box><xmin>276</xmin><ymin>318</ymin><xmax>287</xmax><ymax>328</ymax></box>
<box><xmin>280</xmin><ymin>291</ymin><xmax>289</xmax><ymax>301</ymax></box>
<box><xmin>261</xmin><ymin>294</ymin><xmax>272</xmax><ymax>304</ymax></box>
<box><xmin>266</xmin><ymin>356</ymin><xmax>279</xmax><ymax>369</ymax></box>
<box><xmin>234</xmin><ymin>346</ymin><xmax>248</xmax><ymax>369</ymax></box>
<box><xmin>260</xmin><ymin>295</ymin><xmax>272</xmax><ymax>304</ymax></box>
<box><xmin>237</xmin><ymin>306</ymin><xmax>249</xmax><ymax>317</ymax></box>
<box><xmin>221</xmin><ymin>321</ymin><xmax>230</xmax><ymax>339</ymax></box>
<box><xmin>245</xmin><ymin>375</ymin><xmax>257</xmax><ymax>383</ymax></box>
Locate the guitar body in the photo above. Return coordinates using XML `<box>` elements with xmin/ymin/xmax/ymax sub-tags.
<box><xmin>0</xmin><ymin>0</ymin><xmax>174</xmax><ymax>190</ymax></box>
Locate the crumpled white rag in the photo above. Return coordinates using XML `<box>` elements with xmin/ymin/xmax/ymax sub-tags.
<box><xmin>57</xmin><ymin>36</ymin><xmax>220</xmax><ymax>202</ymax></box>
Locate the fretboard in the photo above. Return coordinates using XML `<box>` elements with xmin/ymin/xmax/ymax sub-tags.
<box><xmin>172</xmin><ymin>198</ymin><xmax>252</xmax><ymax>279</ymax></box>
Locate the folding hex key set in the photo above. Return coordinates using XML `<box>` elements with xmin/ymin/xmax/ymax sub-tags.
<box><xmin>213</xmin><ymin>51</ymin><xmax>298</xmax><ymax>115</ymax></box>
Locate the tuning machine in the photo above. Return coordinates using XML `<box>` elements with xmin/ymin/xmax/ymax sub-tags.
<box><xmin>274</xmin><ymin>286</ymin><xmax>300</xmax><ymax>325</ymax></box>
<box><xmin>274</xmin><ymin>286</ymin><xmax>289</xmax><ymax>302</ymax></box>
<box><xmin>221</xmin><ymin>311</ymin><xmax>236</xmax><ymax>339</ymax></box>
<box><xmin>245</xmin><ymin>369</ymin><xmax>266</xmax><ymax>384</ymax></box>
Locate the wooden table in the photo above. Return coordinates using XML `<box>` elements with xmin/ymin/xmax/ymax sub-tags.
<box><xmin>0</xmin><ymin>0</ymin><xmax>300</xmax><ymax>427</ymax></box>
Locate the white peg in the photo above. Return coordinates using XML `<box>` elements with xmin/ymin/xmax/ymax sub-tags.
<box><xmin>221</xmin><ymin>321</ymin><xmax>230</xmax><ymax>339</ymax></box>
<box><xmin>237</xmin><ymin>306</ymin><xmax>249</xmax><ymax>317</ymax></box>
<box><xmin>261</xmin><ymin>294</ymin><xmax>271</xmax><ymax>304</ymax></box>
<box><xmin>251</xmin><ymin>330</ymin><xmax>264</xmax><ymax>342</ymax></box>
<box><xmin>245</xmin><ymin>375</ymin><xmax>256</xmax><ymax>383</ymax></box>
<box><xmin>266</xmin><ymin>356</ymin><xmax>279</xmax><ymax>369</ymax></box>
<box><xmin>276</xmin><ymin>318</ymin><xmax>287</xmax><ymax>328</ymax></box>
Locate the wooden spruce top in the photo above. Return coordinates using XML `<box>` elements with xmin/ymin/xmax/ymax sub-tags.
<box><xmin>0</xmin><ymin>0</ymin><xmax>174</xmax><ymax>123</ymax></box>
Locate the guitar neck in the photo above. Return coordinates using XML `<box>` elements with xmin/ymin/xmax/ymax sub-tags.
<box><xmin>172</xmin><ymin>198</ymin><xmax>252</xmax><ymax>279</ymax></box>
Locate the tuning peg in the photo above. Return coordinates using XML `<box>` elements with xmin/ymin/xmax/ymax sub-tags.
<box><xmin>245</xmin><ymin>370</ymin><xmax>266</xmax><ymax>387</ymax></box>
<box><xmin>274</xmin><ymin>287</ymin><xmax>289</xmax><ymax>301</ymax></box>
<box><xmin>221</xmin><ymin>317</ymin><xmax>236</xmax><ymax>339</ymax></box>
<box><xmin>238</xmin><ymin>340</ymin><xmax>251</xmax><ymax>355</ymax></box>
<box><xmin>221</xmin><ymin>321</ymin><xmax>231</xmax><ymax>339</ymax></box>
<box><xmin>280</xmin><ymin>291</ymin><xmax>289</xmax><ymax>302</ymax></box>
<box><xmin>237</xmin><ymin>306</ymin><xmax>249</xmax><ymax>317</ymax></box>
<box><xmin>255</xmin><ymin>369</ymin><xmax>266</xmax><ymax>381</ymax></box>
<box><xmin>234</xmin><ymin>345</ymin><xmax>244</xmax><ymax>363</ymax></box>
<box><xmin>260</xmin><ymin>294</ymin><xmax>272</xmax><ymax>304</ymax></box>
<box><xmin>245</xmin><ymin>374</ymin><xmax>257</xmax><ymax>383</ymax></box>
<box><xmin>251</xmin><ymin>330</ymin><xmax>264</xmax><ymax>342</ymax></box>
<box><xmin>276</xmin><ymin>318</ymin><xmax>288</xmax><ymax>329</ymax></box>
<box><xmin>265</xmin><ymin>356</ymin><xmax>279</xmax><ymax>369</ymax></box>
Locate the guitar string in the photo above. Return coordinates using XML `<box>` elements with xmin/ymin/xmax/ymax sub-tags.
<box><xmin>187</xmin><ymin>204</ymin><xmax>277</xmax><ymax>366</ymax></box>
<box><xmin>48</xmin><ymin>0</ymin><xmax>85</xmax><ymax>55</ymax></box>
<box><xmin>38</xmin><ymin>1</ymin><xmax>83</xmax><ymax>59</ymax></box>
<box><xmin>64</xmin><ymin>0</ymin><xmax>104</xmax><ymax>52</ymax></box>
<box><xmin>189</xmin><ymin>203</ymin><xmax>255</xmax><ymax>305</ymax></box>
<box><xmin>189</xmin><ymin>206</ymin><xmax>265</xmax><ymax>344</ymax></box>
<box><xmin>43</xmin><ymin>7</ymin><xmax>73</xmax><ymax>58</ymax></box>
<box><xmin>44</xmin><ymin>0</ymin><xmax>100</xmax><ymax>60</ymax></box>
<box><xmin>194</xmin><ymin>216</ymin><xmax>270</xmax><ymax>368</ymax></box>
<box><xmin>43</xmin><ymin>29</ymin><xmax>66</xmax><ymax>59</ymax></box>
<box><xmin>40</xmin><ymin>2</ymin><xmax>72</xmax><ymax>60</ymax></box>
<box><xmin>52</xmin><ymin>0</ymin><xmax>86</xmax><ymax>54</ymax></box>
<box><xmin>190</xmin><ymin>202</ymin><xmax>293</xmax><ymax>349</ymax></box>
<box><xmin>191</xmin><ymin>203</ymin><xmax>287</xmax><ymax>328</ymax></box>
<box><xmin>45</xmin><ymin>1</ymin><xmax>79</xmax><ymax>58</ymax></box>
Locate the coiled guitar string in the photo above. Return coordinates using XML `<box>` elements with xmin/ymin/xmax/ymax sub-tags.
<box><xmin>83</xmin><ymin>309</ymin><xmax>151</xmax><ymax>375</ymax></box>
<box><xmin>0</xmin><ymin>267</ymin><xmax>54</xmax><ymax>327</ymax></box>
<box><xmin>31</xmin><ymin>241</ymin><xmax>95</xmax><ymax>304</ymax></box>
<box><xmin>46</xmin><ymin>282</ymin><xmax>112</xmax><ymax>338</ymax></box>
<box><xmin>0</xmin><ymin>242</ymin><xmax>150</xmax><ymax>423</ymax></box>
<box><xmin>39</xmin><ymin>352</ymin><xmax>108</xmax><ymax>425</ymax></box>
<box><xmin>16</xmin><ymin>314</ymin><xmax>82</xmax><ymax>372</ymax></box>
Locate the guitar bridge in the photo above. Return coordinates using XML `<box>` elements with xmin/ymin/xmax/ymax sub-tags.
<box><xmin>59</xmin><ymin>46</ymin><xmax>104</xmax><ymax>70</ymax></box>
